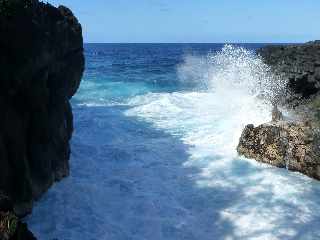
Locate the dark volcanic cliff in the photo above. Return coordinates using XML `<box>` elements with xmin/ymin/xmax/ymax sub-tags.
<box><xmin>0</xmin><ymin>0</ymin><xmax>84</xmax><ymax>217</ymax></box>
<box><xmin>257</xmin><ymin>41</ymin><xmax>320</xmax><ymax>99</ymax></box>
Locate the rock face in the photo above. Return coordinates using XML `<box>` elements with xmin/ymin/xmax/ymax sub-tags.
<box><xmin>258</xmin><ymin>41</ymin><xmax>320</xmax><ymax>99</ymax></box>
<box><xmin>237</xmin><ymin>121</ymin><xmax>320</xmax><ymax>180</ymax></box>
<box><xmin>0</xmin><ymin>0</ymin><xmax>84</xmax><ymax>216</ymax></box>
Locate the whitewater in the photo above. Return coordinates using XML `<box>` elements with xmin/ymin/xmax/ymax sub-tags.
<box><xmin>27</xmin><ymin>44</ymin><xmax>320</xmax><ymax>240</ymax></box>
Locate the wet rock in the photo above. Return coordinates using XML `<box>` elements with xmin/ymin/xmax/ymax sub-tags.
<box><xmin>271</xmin><ymin>105</ymin><xmax>283</xmax><ymax>121</ymax></box>
<box><xmin>0</xmin><ymin>0</ymin><xmax>84</xmax><ymax>216</ymax></box>
<box><xmin>237</xmin><ymin>120</ymin><xmax>320</xmax><ymax>180</ymax></box>
<box><xmin>242</xmin><ymin>41</ymin><xmax>320</xmax><ymax>180</ymax></box>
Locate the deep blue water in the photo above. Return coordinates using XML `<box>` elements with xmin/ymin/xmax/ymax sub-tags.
<box><xmin>27</xmin><ymin>44</ymin><xmax>320</xmax><ymax>240</ymax></box>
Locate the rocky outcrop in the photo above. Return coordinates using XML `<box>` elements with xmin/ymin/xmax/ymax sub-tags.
<box><xmin>0</xmin><ymin>0</ymin><xmax>84</xmax><ymax>217</ymax></box>
<box><xmin>258</xmin><ymin>41</ymin><xmax>320</xmax><ymax>99</ymax></box>
<box><xmin>237</xmin><ymin>42</ymin><xmax>320</xmax><ymax>180</ymax></box>
<box><xmin>237</xmin><ymin>120</ymin><xmax>320</xmax><ymax>180</ymax></box>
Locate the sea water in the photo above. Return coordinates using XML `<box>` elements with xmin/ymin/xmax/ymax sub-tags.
<box><xmin>27</xmin><ymin>44</ymin><xmax>320</xmax><ymax>240</ymax></box>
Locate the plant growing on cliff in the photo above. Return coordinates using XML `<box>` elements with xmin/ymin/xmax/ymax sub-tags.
<box><xmin>0</xmin><ymin>211</ymin><xmax>18</xmax><ymax>240</ymax></box>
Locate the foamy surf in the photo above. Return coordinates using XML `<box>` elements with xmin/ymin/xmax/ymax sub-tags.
<box><xmin>27</xmin><ymin>44</ymin><xmax>320</xmax><ymax>240</ymax></box>
<box><xmin>126</xmin><ymin>45</ymin><xmax>278</xmax><ymax>158</ymax></box>
<box><xmin>124</xmin><ymin>45</ymin><xmax>320</xmax><ymax>239</ymax></box>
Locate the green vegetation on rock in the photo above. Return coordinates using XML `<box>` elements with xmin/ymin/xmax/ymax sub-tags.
<box><xmin>0</xmin><ymin>211</ymin><xmax>18</xmax><ymax>240</ymax></box>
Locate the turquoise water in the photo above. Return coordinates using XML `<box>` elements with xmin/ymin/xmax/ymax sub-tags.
<box><xmin>27</xmin><ymin>44</ymin><xmax>320</xmax><ymax>240</ymax></box>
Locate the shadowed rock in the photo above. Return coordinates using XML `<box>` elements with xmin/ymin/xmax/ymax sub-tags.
<box><xmin>258</xmin><ymin>41</ymin><xmax>320</xmax><ymax>100</ymax></box>
<box><xmin>0</xmin><ymin>0</ymin><xmax>84</xmax><ymax>216</ymax></box>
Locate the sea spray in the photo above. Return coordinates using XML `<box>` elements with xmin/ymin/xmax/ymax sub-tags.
<box><xmin>125</xmin><ymin>45</ymin><xmax>313</xmax><ymax>239</ymax></box>
<box><xmin>205</xmin><ymin>45</ymin><xmax>288</xmax><ymax>105</ymax></box>
<box><xmin>126</xmin><ymin>45</ymin><xmax>288</xmax><ymax>156</ymax></box>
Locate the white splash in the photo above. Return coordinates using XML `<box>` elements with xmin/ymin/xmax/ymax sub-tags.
<box><xmin>125</xmin><ymin>45</ymin><xmax>320</xmax><ymax>239</ymax></box>
<box><xmin>126</xmin><ymin>45</ymin><xmax>282</xmax><ymax>158</ymax></box>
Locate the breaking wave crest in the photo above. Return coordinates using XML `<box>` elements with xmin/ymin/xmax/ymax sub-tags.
<box><xmin>126</xmin><ymin>45</ymin><xmax>288</xmax><ymax>156</ymax></box>
<box><xmin>177</xmin><ymin>45</ymin><xmax>287</xmax><ymax>104</ymax></box>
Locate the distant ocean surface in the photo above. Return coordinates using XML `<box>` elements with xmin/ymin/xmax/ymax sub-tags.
<box><xmin>27</xmin><ymin>44</ymin><xmax>320</xmax><ymax>240</ymax></box>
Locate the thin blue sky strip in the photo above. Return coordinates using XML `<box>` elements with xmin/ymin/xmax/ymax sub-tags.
<box><xmin>48</xmin><ymin>0</ymin><xmax>320</xmax><ymax>43</ymax></box>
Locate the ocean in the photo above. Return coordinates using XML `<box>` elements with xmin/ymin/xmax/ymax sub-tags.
<box><xmin>27</xmin><ymin>43</ymin><xmax>320</xmax><ymax>240</ymax></box>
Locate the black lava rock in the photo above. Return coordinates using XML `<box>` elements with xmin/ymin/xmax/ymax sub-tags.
<box><xmin>257</xmin><ymin>41</ymin><xmax>320</xmax><ymax>99</ymax></box>
<box><xmin>0</xmin><ymin>0</ymin><xmax>84</xmax><ymax>217</ymax></box>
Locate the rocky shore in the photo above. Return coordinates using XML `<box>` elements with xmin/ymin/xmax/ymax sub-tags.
<box><xmin>238</xmin><ymin>41</ymin><xmax>320</xmax><ymax>180</ymax></box>
<box><xmin>0</xmin><ymin>0</ymin><xmax>84</xmax><ymax>238</ymax></box>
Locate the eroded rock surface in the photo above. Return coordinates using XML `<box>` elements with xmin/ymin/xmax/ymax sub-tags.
<box><xmin>237</xmin><ymin>120</ymin><xmax>320</xmax><ymax>180</ymax></box>
<box><xmin>0</xmin><ymin>0</ymin><xmax>84</xmax><ymax>216</ymax></box>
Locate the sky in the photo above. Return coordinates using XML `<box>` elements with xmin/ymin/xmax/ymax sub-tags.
<box><xmin>48</xmin><ymin>0</ymin><xmax>320</xmax><ymax>43</ymax></box>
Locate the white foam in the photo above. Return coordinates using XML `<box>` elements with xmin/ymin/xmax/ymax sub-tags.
<box><xmin>27</xmin><ymin>45</ymin><xmax>320</xmax><ymax>240</ymax></box>
<box><xmin>126</xmin><ymin>45</ymin><xmax>277</xmax><ymax>160</ymax></box>
<box><xmin>124</xmin><ymin>45</ymin><xmax>320</xmax><ymax>239</ymax></box>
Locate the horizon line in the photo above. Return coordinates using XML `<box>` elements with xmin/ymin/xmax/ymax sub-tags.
<box><xmin>83</xmin><ymin>42</ymin><xmax>301</xmax><ymax>44</ymax></box>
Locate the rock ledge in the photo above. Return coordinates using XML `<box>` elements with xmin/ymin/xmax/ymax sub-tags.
<box><xmin>237</xmin><ymin>120</ymin><xmax>320</xmax><ymax>180</ymax></box>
